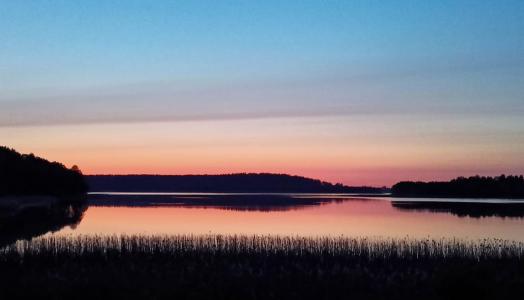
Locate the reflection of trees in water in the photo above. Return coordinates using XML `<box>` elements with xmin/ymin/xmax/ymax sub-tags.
<box><xmin>0</xmin><ymin>196</ymin><xmax>87</xmax><ymax>248</ymax></box>
<box><xmin>391</xmin><ymin>201</ymin><xmax>524</xmax><ymax>219</ymax></box>
<box><xmin>88</xmin><ymin>194</ymin><xmax>352</xmax><ymax>212</ymax></box>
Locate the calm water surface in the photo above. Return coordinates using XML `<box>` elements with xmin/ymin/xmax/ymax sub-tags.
<box><xmin>48</xmin><ymin>193</ymin><xmax>524</xmax><ymax>242</ymax></box>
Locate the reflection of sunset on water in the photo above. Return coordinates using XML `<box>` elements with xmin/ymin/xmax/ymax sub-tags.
<box><xmin>54</xmin><ymin>199</ymin><xmax>524</xmax><ymax>242</ymax></box>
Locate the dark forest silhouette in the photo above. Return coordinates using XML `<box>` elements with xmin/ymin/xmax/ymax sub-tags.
<box><xmin>1</xmin><ymin>147</ymin><xmax>88</xmax><ymax>247</ymax></box>
<box><xmin>392</xmin><ymin>175</ymin><xmax>524</xmax><ymax>198</ymax></box>
<box><xmin>0</xmin><ymin>146</ymin><xmax>87</xmax><ymax>197</ymax></box>
<box><xmin>87</xmin><ymin>174</ymin><xmax>387</xmax><ymax>193</ymax></box>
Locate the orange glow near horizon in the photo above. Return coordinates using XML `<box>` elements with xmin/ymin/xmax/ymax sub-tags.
<box><xmin>1</xmin><ymin>116</ymin><xmax>523</xmax><ymax>186</ymax></box>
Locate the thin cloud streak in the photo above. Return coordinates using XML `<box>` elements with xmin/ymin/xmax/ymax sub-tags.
<box><xmin>2</xmin><ymin>98</ymin><xmax>522</xmax><ymax>128</ymax></box>
<box><xmin>0</xmin><ymin>106</ymin><xmax>358</xmax><ymax>127</ymax></box>
<box><xmin>1</xmin><ymin>57</ymin><xmax>522</xmax><ymax>127</ymax></box>
<box><xmin>0</xmin><ymin>72</ymin><xmax>524</xmax><ymax>127</ymax></box>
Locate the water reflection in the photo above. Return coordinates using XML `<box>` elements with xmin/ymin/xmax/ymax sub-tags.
<box><xmin>90</xmin><ymin>194</ymin><xmax>524</xmax><ymax>219</ymax></box>
<box><xmin>88</xmin><ymin>193</ymin><xmax>348</xmax><ymax>212</ymax></box>
<box><xmin>0</xmin><ymin>197</ymin><xmax>87</xmax><ymax>247</ymax></box>
<box><xmin>5</xmin><ymin>194</ymin><xmax>524</xmax><ymax>243</ymax></box>
<box><xmin>49</xmin><ymin>194</ymin><xmax>524</xmax><ymax>242</ymax></box>
<box><xmin>391</xmin><ymin>201</ymin><xmax>524</xmax><ymax>219</ymax></box>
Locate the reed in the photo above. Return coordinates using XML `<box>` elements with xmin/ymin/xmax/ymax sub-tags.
<box><xmin>1</xmin><ymin>235</ymin><xmax>523</xmax><ymax>299</ymax></box>
<box><xmin>3</xmin><ymin>234</ymin><xmax>524</xmax><ymax>260</ymax></box>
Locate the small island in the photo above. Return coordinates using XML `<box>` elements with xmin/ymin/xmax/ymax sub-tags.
<box><xmin>392</xmin><ymin>175</ymin><xmax>524</xmax><ymax>198</ymax></box>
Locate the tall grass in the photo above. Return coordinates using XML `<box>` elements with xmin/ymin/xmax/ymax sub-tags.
<box><xmin>3</xmin><ymin>234</ymin><xmax>523</xmax><ymax>260</ymax></box>
<box><xmin>1</xmin><ymin>235</ymin><xmax>524</xmax><ymax>299</ymax></box>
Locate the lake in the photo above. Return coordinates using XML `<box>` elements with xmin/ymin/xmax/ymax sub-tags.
<box><xmin>46</xmin><ymin>193</ymin><xmax>524</xmax><ymax>242</ymax></box>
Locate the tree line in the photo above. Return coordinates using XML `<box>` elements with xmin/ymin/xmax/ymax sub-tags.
<box><xmin>87</xmin><ymin>174</ymin><xmax>386</xmax><ymax>193</ymax></box>
<box><xmin>392</xmin><ymin>175</ymin><xmax>524</xmax><ymax>198</ymax></box>
<box><xmin>0</xmin><ymin>146</ymin><xmax>87</xmax><ymax>196</ymax></box>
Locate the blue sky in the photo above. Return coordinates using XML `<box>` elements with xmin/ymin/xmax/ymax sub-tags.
<box><xmin>2</xmin><ymin>1</ymin><xmax>522</xmax><ymax>91</ymax></box>
<box><xmin>0</xmin><ymin>1</ymin><xmax>523</xmax><ymax>184</ymax></box>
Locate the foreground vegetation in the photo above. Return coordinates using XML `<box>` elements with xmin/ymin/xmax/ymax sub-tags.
<box><xmin>1</xmin><ymin>235</ymin><xmax>523</xmax><ymax>299</ymax></box>
<box><xmin>392</xmin><ymin>175</ymin><xmax>524</xmax><ymax>198</ymax></box>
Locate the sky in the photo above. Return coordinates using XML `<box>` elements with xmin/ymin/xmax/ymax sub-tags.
<box><xmin>1</xmin><ymin>0</ymin><xmax>523</xmax><ymax>186</ymax></box>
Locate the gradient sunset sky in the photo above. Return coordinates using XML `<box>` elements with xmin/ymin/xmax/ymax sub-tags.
<box><xmin>1</xmin><ymin>1</ymin><xmax>523</xmax><ymax>186</ymax></box>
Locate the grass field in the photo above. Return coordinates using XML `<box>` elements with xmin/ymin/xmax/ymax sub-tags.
<box><xmin>1</xmin><ymin>235</ymin><xmax>523</xmax><ymax>299</ymax></box>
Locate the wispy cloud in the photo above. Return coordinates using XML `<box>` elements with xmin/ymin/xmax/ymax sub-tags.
<box><xmin>1</xmin><ymin>58</ymin><xmax>522</xmax><ymax>127</ymax></box>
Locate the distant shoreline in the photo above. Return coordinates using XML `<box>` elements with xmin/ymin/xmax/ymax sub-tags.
<box><xmin>88</xmin><ymin>191</ymin><xmax>391</xmax><ymax>196</ymax></box>
<box><xmin>86</xmin><ymin>174</ymin><xmax>388</xmax><ymax>194</ymax></box>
